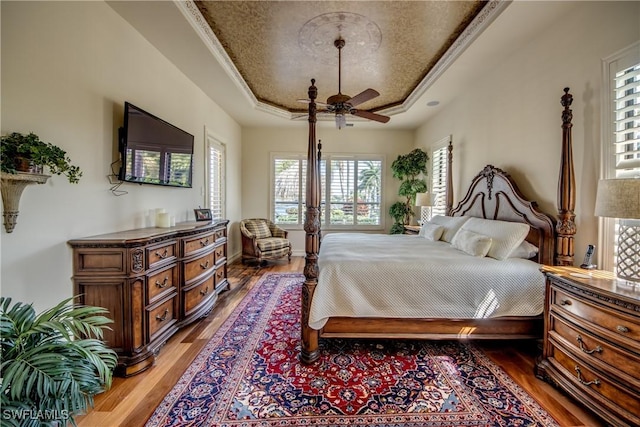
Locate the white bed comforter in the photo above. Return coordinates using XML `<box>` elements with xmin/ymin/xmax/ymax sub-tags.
<box><xmin>308</xmin><ymin>233</ymin><xmax>545</xmax><ymax>330</ymax></box>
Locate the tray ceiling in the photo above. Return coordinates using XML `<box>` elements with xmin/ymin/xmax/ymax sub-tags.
<box><xmin>191</xmin><ymin>1</ymin><xmax>490</xmax><ymax>118</ymax></box>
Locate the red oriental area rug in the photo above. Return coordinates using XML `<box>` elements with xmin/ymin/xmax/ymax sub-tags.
<box><xmin>146</xmin><ymin>273</ymin><xmax>558</xmax><ymax>427</ymax></box>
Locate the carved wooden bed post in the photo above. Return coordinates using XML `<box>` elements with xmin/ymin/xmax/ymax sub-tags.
<box><xmin>556</xmin><ymin>87</ymin><xmax>576</xmax><ymax>266</ymax></box>
<box><xmin>301</xmin><ymin>79</ymin><xmax>321</xmax><ymax>364</ymax></box>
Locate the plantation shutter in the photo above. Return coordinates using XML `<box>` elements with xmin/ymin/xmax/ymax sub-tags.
<box><xmin>206</xmin><ymin>134</ymin><xmax>225</xmax><ymax>220</ymax></box>
<box><xmin>431</xmin><ymin>138</ymin><xmax>450</xmax><ymax>217</ymax></box>
<box><xmin>613</xmin><ymin>63</ymin><xmax>640</xmax><ymax>179</ymax></box>
<box><xmin>272</xmin><ymin>156</ymin><xmax>306</xmax><ymax>225</ymax></box>
<box><xmin>600</xmin><ymin>42</ymin><xmax>640</xmax><ymax>271</ymax></box>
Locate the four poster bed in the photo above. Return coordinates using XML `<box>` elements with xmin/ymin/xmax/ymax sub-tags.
<box><xmin>300</xmin><ymin>82</ymin><xmax>577</xmax><ymax>364</ymax></box>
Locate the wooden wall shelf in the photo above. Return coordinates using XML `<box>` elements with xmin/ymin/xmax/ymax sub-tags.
<box><xmin>0</xmin><ymin>172</ymin><xmax>50</xmax><ymax>233</ymax></box>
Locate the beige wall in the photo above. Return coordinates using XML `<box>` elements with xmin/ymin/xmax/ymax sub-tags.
<box><xmin>241</xmin><ymin>127</ymin><xmax>415</xmax><ymax>253</ymax></box>
<box><xmin>415</xmin><ymin>1</ymin><xmax>640</xmax><ymax>266</ymax></box>
<box><xmin>1</xmin><ymin>1</ymin><xmax>242</xmax><ymax>310</ymax></box>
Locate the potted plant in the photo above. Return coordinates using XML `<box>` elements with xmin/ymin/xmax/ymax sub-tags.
<box><xmin>0</xmin><ymin>296</ymin><xmax>117</xmax><ymax>426</ymax></box>
<box><xmin>389</xmin><ymin>148</ymin><xmax>429</xmax><ymax>234</ymax></box>
<box><xmin>1</xmin><ymin>132</ymin><xmax>82</xmax><ymax>183</ymax></box>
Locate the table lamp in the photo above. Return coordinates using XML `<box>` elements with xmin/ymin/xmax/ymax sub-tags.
<box><xmin>594</xmin><ymin>178</ymin><xmax>640</xmax><ymax>283</ymax></box>
<box><xmin>414</xmin><ymin>192</ymin><xmax>432</xmax><ymax>225</ymax></box>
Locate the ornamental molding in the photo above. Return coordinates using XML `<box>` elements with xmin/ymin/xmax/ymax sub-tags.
<box><xmin>176</xmin><ymin>0</ymin><xmax>510</xmax><ymax>121</ymax></box>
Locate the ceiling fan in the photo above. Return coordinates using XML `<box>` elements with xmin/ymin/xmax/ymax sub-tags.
<box><xmin>300</xmin><ymin>37</ymin><xmax>390</xmax><ymax>129</ymax></box>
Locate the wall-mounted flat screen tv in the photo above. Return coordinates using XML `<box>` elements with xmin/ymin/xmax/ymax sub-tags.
<box><xmin>119</xmin><ymin>102</ymin><xmax>194</xmax><ymax>188</ymax></box>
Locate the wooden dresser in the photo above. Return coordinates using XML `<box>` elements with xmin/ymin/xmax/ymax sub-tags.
<box><xmin>68</xmin><ymin>220</ymin><xmax>229</xmax><ymax>377</ymax></box>
<box><xmin>536</xmin><ymin>266</ymin><xmax>640</xmax><ymax>426</ymax></box>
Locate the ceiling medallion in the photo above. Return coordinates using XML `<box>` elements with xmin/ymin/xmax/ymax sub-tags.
<box><xmin>298</xmin><ymin>12</ymin><xmax>382</xmax><ymax>65</ymax></box>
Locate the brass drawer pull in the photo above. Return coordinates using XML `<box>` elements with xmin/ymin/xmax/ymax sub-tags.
<box><xmin>155</xmin><ymin>249</ymin><xmax>169</xmax><ymax>259</ymax></box>
<box><xmin>576</xmin><ymin>335</ymin><xmax>602</xmax><ymax>354</ymax></box>
<box><xmin>616</xmin><ymin>325</ymin><xmax>629</xmax><ymax>333</ymax></box>
<box><xmin>200</xmin><ymin>260</ymin><xmax>210</xmax><ymax>269</ymax></box>
<box><xmin>200</xmin><ymin>239</ymin><xmax>210</xmax><ymax>247</ymax></box>
<box><xmin>560</xmin><ymin>299</ymin><xmax>572</xmax><ymax>306</ymax></box>
<box><xmin>200</xmin><ymin>286</ymin><xmax>209</xmax><ymax>296</ymax></box>
<box><xmin>574</xmin><ymin>366</ymin><xmax>600</xmax><ymax>387</ymax></box>
<box><xmin>155</xmin><ymin>276</ymin><xmax>169</xmax><ymax>288</ymax></box>
<box><xmin>156</xmin><ymin>309</ymin><xmax>169</xmax><ymax>321</ymax></box>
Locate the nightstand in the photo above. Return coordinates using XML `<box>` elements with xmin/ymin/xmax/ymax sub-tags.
<box><xmin>404</xmin><ymin>225</ymin><xmax>421</xmax><ymax>235</ymax></box>
<box><xmin>536</xmin><ymin>266</ymin><xmax>640</xmax><ymax>427</ymax></box>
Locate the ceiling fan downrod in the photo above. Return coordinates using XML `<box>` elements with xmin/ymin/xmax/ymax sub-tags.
<box><xmin>335</xmin><ymin>37</ymin><xmax>345</xmax><ymax>95</ymax></box>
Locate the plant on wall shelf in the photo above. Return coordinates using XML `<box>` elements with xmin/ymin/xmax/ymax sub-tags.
<box><xmin>0</xmin><ymin>132</ymin><xmax>82</xmax><ymax>183</ymax></box>
<box><xmin>0</xmin><ymin>296</ymin><xmax>117</xmax><ymax>426</ymax></box>
<box><xmin>389</xmin><ymin>148</ymin><xmax>429</xmax><ymax>234</ymax></box>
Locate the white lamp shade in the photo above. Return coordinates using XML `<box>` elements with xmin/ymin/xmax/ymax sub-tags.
<box><xmin>415</xmin><ymin>192</ymin><xmax>431</xmax><ymax>207</ymax></box>
<box><xmin>595</xmin><ymin>179</ymin><xmax>640</xmax><ymax>219</ymax></box>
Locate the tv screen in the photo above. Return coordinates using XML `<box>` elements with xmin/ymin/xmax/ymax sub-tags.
<box><xmin>119</xmin><ymin>102</ymin><xmax>194</xmax><ymax>188</ymax></box>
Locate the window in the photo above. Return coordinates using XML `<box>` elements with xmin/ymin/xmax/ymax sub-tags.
<box><xmin>272</xmin><ymin>154</ymin><xmax>307</xmax><ymax>225</ymax></box>
<box><xmin>431</xmin><ymin>136</ymin><xmax>451</xmax><ymax>217</ymax></box>
<box><xmin>271</xmin><ymin>154</ymin><xmax>383</xmax><ymax>229</ymax></box>
<box><xmin>327</xmin><ymin>157</ymin><xmax>382</xmax><ymax>227</ymax></box>
<box><xmin>600</xmin><ymin>42</ymin><xmax>640</xmax><ymax>270</ymax></box>
<box><xmin>205</xmin><ymin>130</ymin><xmax>226</xmax><ymax>220</ymax></box>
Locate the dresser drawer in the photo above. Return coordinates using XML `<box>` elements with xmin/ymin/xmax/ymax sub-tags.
<box><xmin>214</xmin><ymin>227</ymin><xmax>226</xmax><ymax>242</ymax></box>
<box><xmin>147</xmin><ymin>295</ymin><xmax>177</xmax><ymax>342</ymax></box>
<box><xmin>551</xmin><ymin>343</ymin><xmax>640</xmax><ymax>420</ymax></box>
<box><xmin>214</xmin><ymin>265</ymin><xmax>227</xmax><ymax>290</ymax></box>
<box><xmin>183</xmin><ymin>232</ymin><xmax>215</xmax><ymax>257</ymax></box>
<box><xmin>549</xmin><ymin>313</ymin><xmax>640</xmax><ymax>381</ymax></box>
<box><xmin>147</xmin><ymin>241</ymin><xmax>177</xmax><ymax>269</ymax></box>
<box><xmin>146</xmin><ymin>264</ymin><xmax>178</xmax><ymax>305</ymax></box>
<box><xmin>183</xmin><ymin>252</ymin><xmax>215</xmax><ymax>284</ymax></box>
<box><xmin>551</xmin><ymin>286</ymin><xmax>640</xmax><ymax>345</ymax></box>
<box><xmin>214</xmin><ymin>244</ymin><xmax>226</xmax><ymax>265</ymax></box>
<box><xmin>183</xmin><ymin>274</ymin><xmax>215</xmax><ymax>316</ymax></box>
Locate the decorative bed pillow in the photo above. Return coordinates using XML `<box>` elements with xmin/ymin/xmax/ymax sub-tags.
<box><xmin>419</xmin><ymin>223</ymin><xmax>444</xmax><ymax>241</ymax></box>
<box><xmin>428</xmin><ymin>215</ymin><xmax>470</xmax><ymax>243</ymax></box>
<box><xmin>459</xmin><ymin>217</ymin><xmax>530</xmax><ymax>260</ymax></box>
<box><xmin>451</xmin><ymin>229</ymin><xmax>492</xmax><ymax>257</ymax></box>
<box><xmin>509</xmin><ymin>240</ymin><xmax>539</xmax><ymax>259</ymax></box>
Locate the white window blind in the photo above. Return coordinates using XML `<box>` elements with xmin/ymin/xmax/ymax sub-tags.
<box><xmin>273</xmin><ymin>156</ymin><xmax>306</xmax><ymax>225</ymax></box>
<box><xmin>600</xmin><ymin>42</ymin><xmax>640</xmax><ymax>271</ymax></box>
<box><xmin>271</xmin><ymin>154</ymin><xmax>382</xmax><ymax>229</ymax></box>
<box><xmin>431</xmin><ymin>136</ymin><xmax>451</xmax><ymax>217</ymax></box>
<box><xmin>327</xmin><ymin>158</ymin><xmax>382</xmax><ymax>226</ymax></box>
<box><xmin>206</xmin><ymin>132</ymin><xmax>225</xmax><ymax>220</ymax></box>
<box><xmin>614</xmin><ymin>63</ymin><xmax>640</xmax><ymax>178</ymax></box>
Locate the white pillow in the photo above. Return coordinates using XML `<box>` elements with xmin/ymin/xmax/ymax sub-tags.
<box><xmin>509</xmin><ymin>240</ymin><xmax>539</xmax><ymax>259</ymax></box>
<box><xmin>451</xmin><ymin>229</ymin><xmax>493</xmax><ymax>257</ymax></box>
<box><xmin>428</xmin><ymin>215</ymin><xmax>470</xmax><ymax>243</ymax></box>
<box><xmin>459</xmin><ymin>217</ymin><xmax>530</xmax><ymax>260</ymax></box>
<box><xmin>419</xmin><ymin>223</ymin><xmax>444</xmax><ymax>241</ymax></box>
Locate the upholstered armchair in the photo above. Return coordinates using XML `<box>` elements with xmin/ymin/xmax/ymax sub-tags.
<box><xmin>240</xmin><ymin>218</ymin><xmax>292</xmax><ymax>264</ymax></box>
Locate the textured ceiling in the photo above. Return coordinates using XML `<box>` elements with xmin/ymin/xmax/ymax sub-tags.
<box><xmin>194</xmin><ymin>1</ymin><xmax>487</xmax><ymax>116</ymax></box>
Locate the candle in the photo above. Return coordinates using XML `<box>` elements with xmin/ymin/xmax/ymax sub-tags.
<box><xmin>155</xmin><ymin>208</ymin><xmax>166</xmax><ymax>226</ymax></box>
<box><xmin>157</xmin><ymin>212</ymin><xmax>170</xmax><ymax>228</ymax></box>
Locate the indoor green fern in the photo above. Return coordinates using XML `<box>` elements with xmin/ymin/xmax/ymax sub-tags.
<box><xmin>0</xmin><ymin>297</ymin><xmax>117</xmax><ymax>427</ymax></box>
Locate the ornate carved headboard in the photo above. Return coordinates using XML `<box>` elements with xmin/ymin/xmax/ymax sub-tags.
<box><xmin>450</xmin><ymin>165</ymin><xmax>556</xmax><ymax>266</ymax></box>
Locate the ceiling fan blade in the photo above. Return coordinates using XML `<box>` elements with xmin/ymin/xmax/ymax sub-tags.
<box><xmin>346</xmin><ymin>88</ymin><xmax>380</xmax><ymax>107</ymax></box>
<box><xmin>352</xmin><ymin>109</ymin><xmax>390</xmax><ymax>123</ymax></box>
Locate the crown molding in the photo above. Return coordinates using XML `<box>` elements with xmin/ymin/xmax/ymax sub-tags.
<box><xmin>177</xmin><ymin>0</ymin><xmax>510</xmax><ymax>122</ymax></box>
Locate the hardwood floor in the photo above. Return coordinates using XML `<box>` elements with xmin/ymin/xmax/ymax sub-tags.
<box><xmin>77</xmin><ymin>257</ymin><xmax>604</xmax><ymax>427</ymax></box>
